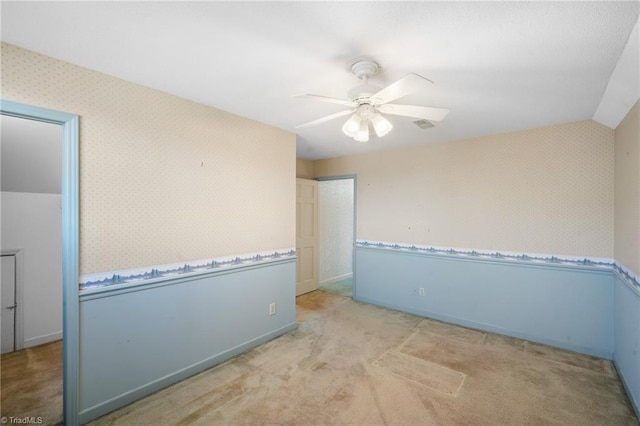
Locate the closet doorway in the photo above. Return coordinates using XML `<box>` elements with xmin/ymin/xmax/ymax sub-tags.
<box><xmin>317</xmin><ymin>176</ymin><xmax>355</xmax><ymax>298</ymax></box>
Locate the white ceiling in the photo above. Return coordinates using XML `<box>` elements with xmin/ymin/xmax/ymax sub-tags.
<box><xmin>1</xmin><ymin>1</ymin><xmax>639</xmax><ymax>160</ymax></box>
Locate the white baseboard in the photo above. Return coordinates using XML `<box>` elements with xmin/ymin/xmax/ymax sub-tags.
<box><xmin>24</xmin><ymin>331</ymin><xmax>62</xmax><ymax>348</ymax></box>
<box><xmin>320</xmin><ymin>272</ymin><xmax>353</xmax><ymax>286</ymax></box>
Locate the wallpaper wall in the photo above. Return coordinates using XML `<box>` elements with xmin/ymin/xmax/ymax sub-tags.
<box><xmin>1</xmin><ymin>42</ymin><xmax>296</xmax><ymax>274</ymax></box>
<box><xmin>615</xmin><ymin>100</ymin><xmax>640</xmax><ymax>275</ymax></box>
<box><xmin>314</xmin><ymin>120</ymin><xmax>614</xmax><ymax>258</ymax></box>
<box><xmin>296</xmin><ymin>158</ymin><xmax>314</xmax><ymax>179</ymax></box>
<box><xmin>318</xmin><ymin>179</ymin><xmax>354</xmax><ymax>283</ymax></box>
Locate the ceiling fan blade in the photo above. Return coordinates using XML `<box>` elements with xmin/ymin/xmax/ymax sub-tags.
<box><xmin>378</xmin><ymin>104</ymin><xmax>450</xmax><ymax>121</ymax></box>
<box><xmin>294</xmin><ymin>94</ymin><xmax>356</xmax><ymax>107</ymax></box>
<box><xmin>295</xmin><ymin>109</ymin><xmax>354</xmax><ymax>129</ymax></box>
<box><xmin>370</xmin><ymin>73</ymin><xmax>434</xmax><ymax>105</ymax></box>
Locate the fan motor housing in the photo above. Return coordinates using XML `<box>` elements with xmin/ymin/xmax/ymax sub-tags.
<box><xmin>356</xmin><ymin>103</ymin><xmax>376</xmax><ymax>119</ymax></box>
<box><xmin>348</xmin><ymin>83</ymin><xmax>382</xmax><ymax>102</ymax></box>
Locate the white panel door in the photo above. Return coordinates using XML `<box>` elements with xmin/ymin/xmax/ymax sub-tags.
<box><xmin>1</xmin><ymin>255</ymin><xmax>16</xmax><ymax>353</ymax></box>
<box><xmin>296</xmin><ymin>179</ymin><xmax>318</xmax><ymax>296</ymax></box>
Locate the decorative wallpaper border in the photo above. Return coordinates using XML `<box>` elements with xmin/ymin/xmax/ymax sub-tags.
<box><xmin>80</xmin><ymin>242</ymin><xmax>640</xmax><ymax>293</ymax></box>
<box><xmin>356</xmin><ymin>240</ymin><xmax>614</xmax><ymax>267</ymax></box>
<box><xmin>356</xmin><ymin>240</ymin><xmax>640</xmax><ymax>292</ymax></box>
<box><xmin>614</xmin><ymin>262</ymin><xmax>640</xmax><ymax>294</ymax></box>
<box><xmin>80</xmin><ymin>248</ymin><xmax>296</xmax><ymax>291</ymax></box>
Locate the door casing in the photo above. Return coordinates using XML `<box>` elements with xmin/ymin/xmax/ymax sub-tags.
<box><xmin>0</xmin><ymin>99</ymin><xmax>79</xmax><ymax>426</ymax></box>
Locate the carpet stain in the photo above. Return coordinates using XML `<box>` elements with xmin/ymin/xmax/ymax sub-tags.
<box><xmin>174</xmin><ymin>381</ymin><xmax>244</xmax><ymax>425</ymax></box>
<box><xmin>311</xmin><ymin>361</ymin><xmax>328</xmax><ymax>371</ymax></box>
<box><xmin>417</xmin><ymin>318</ymin><xmax>486</xmax><ymax>344</ymax></box>
<box><xmin>331</xmin><ymin>387</ymin><xmax>351</xmax><ymax>402</ymax></box>
<box><xmin>296</xmin><ymin>291</ymin><xmax>329</xmax><ymax>311</ymax></box>
<box><xmin>375</xmin><ymin>351</ymin><xmax>466</xmax><ymax>396</ymax></box>
<box><xmin>523</xmin><ymin>341</ymin><xmax>616</xmax><ymax>376</ymax></box>
<box><xmin>366</xmin><ymin>376</ymin><xmax>390</xmax><ymax>425</ymax></box>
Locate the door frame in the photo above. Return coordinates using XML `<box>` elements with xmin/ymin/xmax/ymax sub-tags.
<box><xmin>315</xmin><ymin>175</ymin><xmax>357</xmax><ymax>298</ymax></box>
<box><xmin>1</xmin><ymin>99</ymin><xmax>79</xmax><ymax>426</ymax></box>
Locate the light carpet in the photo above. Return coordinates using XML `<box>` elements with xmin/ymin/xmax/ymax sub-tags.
<box><xmin>89</xmin><ymin>290</ymin><xmax>638</xmax><ymax>425</ymax></box>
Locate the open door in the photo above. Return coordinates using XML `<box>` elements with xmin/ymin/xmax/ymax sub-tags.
<box><xmin>296</xmin><ymin>178</ymin><xmax>318</xmax><ymax>296</ymax></box>
<box><xmin>1</xmin><ymin>255</ymin><xmax>16</xmax><ymax>353</ymax></box>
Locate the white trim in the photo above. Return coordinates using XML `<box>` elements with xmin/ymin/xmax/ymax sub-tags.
<box><xmin>24</xmin><ymin>331</ymin><xmax>63</xmax><ymax>348</ymax></box>
<box><xmin>319</xmin><ymin>272</ymin><xmax>353</xmax><ymax>286</ymax></box>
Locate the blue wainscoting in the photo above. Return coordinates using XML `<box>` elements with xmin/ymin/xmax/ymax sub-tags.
<box><xmin>614</xmin><ymin>270</ymin><xmax>640</xmax><ymax>418</ymax></box>
<box><xmin>355</xmin><ymin>246</ymin><xmax>614</xmax><ymax>359</ymax></box>
<box><xmin>78</xmin><ymin>257</ymin><xmax>296</xmax><ymax>424</ymax></box>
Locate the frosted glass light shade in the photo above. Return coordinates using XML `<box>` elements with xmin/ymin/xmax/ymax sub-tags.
<box><xmin>354</xmin><ymin>120</ymin><xmax>369</xmax><ymax>142</ymax></box>
<box><xmin>371</xmin><ymin>114</ymin><xmax>393</xmax><ymax>137</ymax></box>
<box><xmin>343</xmin><ymin>110</ymin><xmax>392</xmax><ymax>142</ymax></box>
<box><xmin>342</xmin><ymin>114</ymin><xmax>361</xmax><ymax>137</ymax></box>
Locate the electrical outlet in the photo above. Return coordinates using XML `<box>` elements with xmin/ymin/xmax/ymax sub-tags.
<box><xmin>418</xmin><ymin>288</ymin><xmax>425</xmax><ymax>296</ymax></box>
<box><xmin>269</xmin><ymin>302</ymin><xmax>277</xmax><ymax>316</ymax></box>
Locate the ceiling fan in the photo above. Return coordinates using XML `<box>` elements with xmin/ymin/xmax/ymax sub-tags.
<box><xmin>295</xmin><ymin>57</ymin><xmax>449</xmax><ymax>143</ymax></box>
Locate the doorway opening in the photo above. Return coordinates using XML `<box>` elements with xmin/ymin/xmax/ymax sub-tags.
<box><xmin>317</xmin><ymin>176</ymin><xmax>355</xmax><ymax>298</ymax></box>
<box><xmin>1</xmin><ymin>115</ymin><xmax>63</xmax><ymax>354</ymax></box>
<box><xmin>1</xmin><ymin>112</ymin><xmax>64</xmax><ymax>423</ymax></box>
<box><xmin>0</xmin><ymin>99</ymin><xmax>79</xmax><ymax>426</ymax></box>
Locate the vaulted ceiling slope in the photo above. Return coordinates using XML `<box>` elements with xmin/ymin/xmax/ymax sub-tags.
<box><xmin>1</xmin><ymin>2</ymin><xmax>639</xmax><ymax>160</ymax></box>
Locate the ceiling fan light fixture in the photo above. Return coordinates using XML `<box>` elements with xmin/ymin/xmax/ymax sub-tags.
<box><xmin>296</xmin><ymin>56</ymin><xmax>448</xmax><ymax>143</ymax></box>
<box><xmin>371</xmin><ymin>113</ymin><xmax>393</xmax><ymax>137</ymax></box>
<box><xmin>354</xmin><ymin>120</ymin><xmax>369</xmax><ymax>143</ymax></box>
<box><xmin>342</xmin><ymin>113</ymin><xmax>361</xmax><ymax>138</ymax></box>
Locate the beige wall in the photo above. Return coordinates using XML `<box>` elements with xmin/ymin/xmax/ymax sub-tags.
<box><xmin>296</xmin><ymin>158</ymin><xmax>315</xmax><ymax>179</ymax></box>
<box><xmin>315</xmin><ymin>120</ymin><xmax>614</xmax><ymax>258</ymax></box>
<box><xmin>614</xmin><ymin>100</ymin><xmax>640</xmax><ymax>275</ymax></box>
<box><xmin>1</xmin><ymin>43</ymin><xmax>296</xmax><ymax>274</ymax></box>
